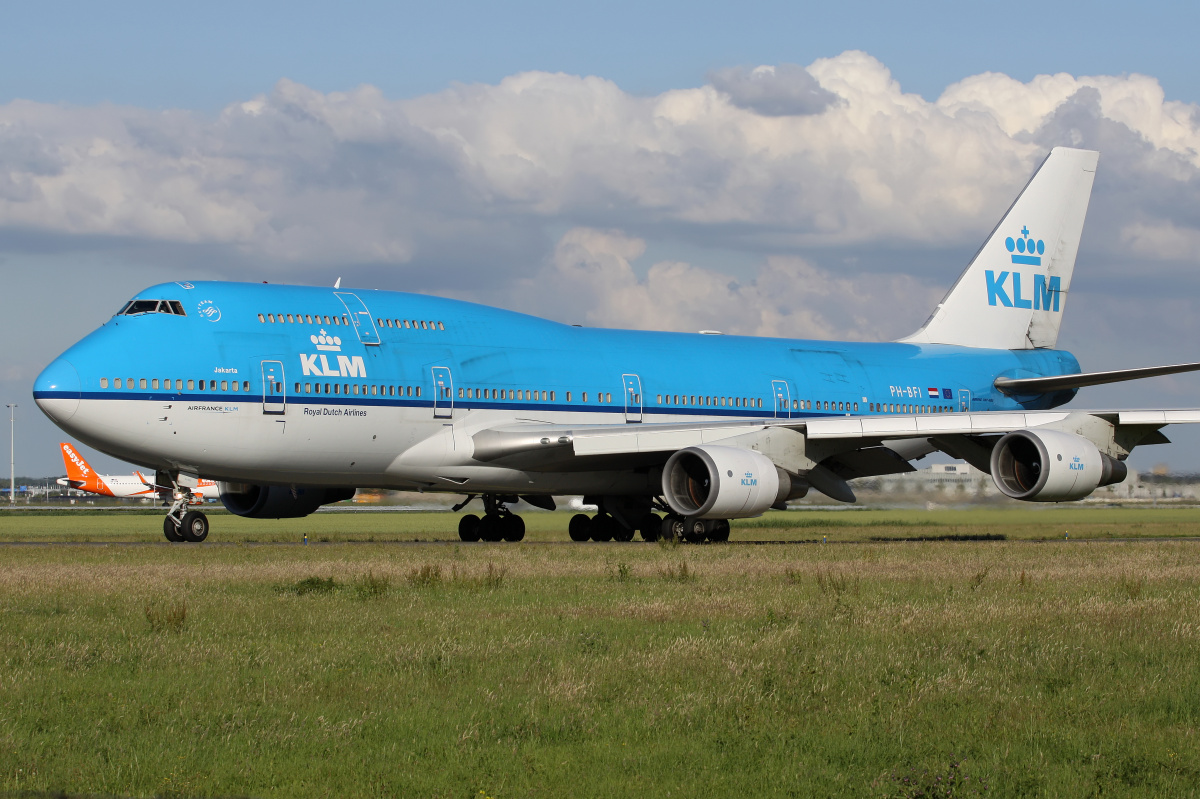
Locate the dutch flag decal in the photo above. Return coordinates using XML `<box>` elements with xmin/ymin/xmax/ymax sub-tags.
<box><xmin>927</xmin><ymin>387</ymin><xmax>939</xmax><ymax>399</ymax></box>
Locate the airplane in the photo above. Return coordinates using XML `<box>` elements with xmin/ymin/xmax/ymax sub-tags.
<box><xmin>31</xmin><ymin>147</ymin><xmax>1200</xmax><ymax>544</ymax></box>
<box><xmin>56</xmin><ymin>441</ymin><xmax>219</xmax><ymax>511</ymax></box>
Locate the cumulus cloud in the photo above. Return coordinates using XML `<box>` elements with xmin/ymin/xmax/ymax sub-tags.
<box><xmin>0</xmin><ymin>51</ymin><xmax>1198</xmax><ymax>326</ymax></box>
<box><xmin>515</xmin><ymin>227</ymin><xmax>939</xmax><ymax>341</ymax></box>
<box><xmin>708</xmin><ymin>63</ymin><xmax>841</xmax><ymax>116</ymax></box>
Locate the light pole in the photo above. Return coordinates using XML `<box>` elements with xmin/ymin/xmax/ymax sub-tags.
<box><xmin>6</xmin><ymin>404</ymin><xmax>14</xmax><ymax>505</ymax></box>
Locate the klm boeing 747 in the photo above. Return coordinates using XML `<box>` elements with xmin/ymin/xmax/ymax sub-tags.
<box><xmin>32</xmin><ymin>147</ymin><xmax>1200</xmax><ymax>542</ymax></box>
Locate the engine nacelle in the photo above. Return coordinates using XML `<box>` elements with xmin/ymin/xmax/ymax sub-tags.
<box><xmin>662</xmin><ymin>445</ymin><xmax>797</xmax><ymax>519</ymax></box>
<box><xmin>990</xmin><ymin>429</ymin><xmax>1127</xmax><ymax>502</ymax></box>
<box><xmin>219</xmin><ymin>483</ymin><xmax>356</xmax><ymax>519</ymax></box>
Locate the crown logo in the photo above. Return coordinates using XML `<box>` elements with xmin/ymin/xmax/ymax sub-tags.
<box><xmin>311</xmin><ymin>330</ymin><xmax>342</xmax><ymax>352</ymax></box>
<box><xmin>1005</xmin><ymin>226</ymin><xmax>1044</xmax><ymax>266</ymax></box>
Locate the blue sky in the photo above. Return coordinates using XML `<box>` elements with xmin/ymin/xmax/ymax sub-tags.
<box><xmin>4</xmin><ymin>0</ymin><xmax>1200</xmax><ymax>478</ymax></box>
<box><xmin>7</xmin><ymin>1</ymin><xmax>1200</xmax><ymax>110</ymax></box>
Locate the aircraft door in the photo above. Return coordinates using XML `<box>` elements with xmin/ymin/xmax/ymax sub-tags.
<box><xmin>957</xmin><ymin>389</ymin><xmax>972</xmax><ymax>413</ymax></box>
<box><xmin>334</xmin><ymin>292</ymin><xmax>381</xmax><ymax>346</ymax></box>
<box><xmin>772</xmin><ymin>380</ymin><xmax>791</xmax><ymax>418</ymax></box>
<box><xmin>431</xmin><ymin>366</ymin><xmax>454</xmax><ymax>418</ymax></box>
<box><xmin>622</xmin><ymin>374</ymin><xmax>642</xmax><ymax>423</ymax></box>
<box><xmin>261</xmin><ymin>360</ymin><xmax>285</xmax><ymax>415</ymax></box>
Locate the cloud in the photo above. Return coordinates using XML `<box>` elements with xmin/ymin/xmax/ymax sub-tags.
<box><xmin>708</xmin><ymin>63</ymin><xmax>841</xmax><ymax>116</ymax></box>
<box><xmin>517</xmin><ymin>227</ymin><xmax>939</xmax><ymax>341</ymax></box>
<box><xmin>0</xmin><ymin>50</ymin><xmax>1198</xmax><ymax>312</ymax></box>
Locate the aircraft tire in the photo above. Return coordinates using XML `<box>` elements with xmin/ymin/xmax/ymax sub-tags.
<box><xmin>568</xmin><ymin>513</ymin><xmax>591</xmax><ymax>542</ymax></box>
<box><xmin>590</xmin><ymin>514</ymin><xmax>615</xmax><ymax>542</ymax></box>
<box><xmin>661</xmin><ymin>515</ymin><xmax>684</xmax><ymax>542</ymax></box>
<box><xmin>478</xmin><ymin>514</ymin><xmax>504</xmax><ymax>542</ymax></box>
<box><xmin>638</xmin><ymin>513</ymin><xmax>662</xmax><ymax>542</ymax></box>
<box><xmin>163</xmin><ymin>517</ymin><xmax>185</xmax><ymax>543</ymax></box>
<box><xmin>683</xmin><ymin>518</ymin><xmax>707</xmax><ymax>544</ymax></box>
<box><xmin>180</xmin><ymin>511</ymin><xmax>209</xmax><ymax>543</ymax></box>
<box><xmin>458</xmin><ymin>514</ymin><xmax>481</xmax><ymax>542</ymax></box>
<box><xmin>502</xmin><ymin>514</ymin><xmax>526</xmax><ymax>542</ymax></box>
<box><xmin>708</xmin><ymin>519</ymin><xmax>731</xmax><ymax>542</ymax></box>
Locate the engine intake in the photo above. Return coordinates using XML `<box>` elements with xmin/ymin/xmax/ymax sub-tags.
<box><xmin>662</xmin><ymin>445</ymin><xmax>801</xmax><ymax>519</ymax></box>
<box><xmin>990</xmin><ymin>429</ymin><xmax>1127</xmax><ymax>502</ymax></box>
<box><xmin>219</xmin><ymin>483</ymin><xmax>356</xmax><ymax>519</ymax></box>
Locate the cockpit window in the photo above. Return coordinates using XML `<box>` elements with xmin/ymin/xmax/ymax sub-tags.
<box><xmin>118</xmin><ymin>300</ymin><xmax>187</xmax><ymax>316</ymax></box>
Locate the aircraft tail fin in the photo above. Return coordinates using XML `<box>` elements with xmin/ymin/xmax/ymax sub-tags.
<box><xmin>901</xmin><ymin>147</ymin><xmax>1098</xmax><ymax>350</ymax></box>
<box><xmin>59</xmin><ymin>442</ymin><xmax>112</xmax><ymax>496</ymax></box>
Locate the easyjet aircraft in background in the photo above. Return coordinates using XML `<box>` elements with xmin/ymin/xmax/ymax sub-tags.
<box><xmin>57</xmin><ymin>442</ymin><xmax>218</xmax><ymax>508</ymax></box>
<box><xmin>33</xmin><ymin>147</ymin><xmax>1200</xmax><ymax>544</ymax></box>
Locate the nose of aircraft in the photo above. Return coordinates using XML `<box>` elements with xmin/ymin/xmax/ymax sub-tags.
<box><xmin>33</xmin><ymin>356</ymin><xmax>81</xmax><ymax>424</ymax></box>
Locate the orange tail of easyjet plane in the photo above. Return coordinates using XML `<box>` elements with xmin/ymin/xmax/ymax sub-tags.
<box><xmin>59</xmin><ymin>442</ymin><xmax>113</xmax><ymax>496</ymax></box>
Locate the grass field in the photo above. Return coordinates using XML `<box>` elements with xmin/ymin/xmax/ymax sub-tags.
<box><xmin>2</xmin><ymin>510</ymin><xmax>1200</xmax><ymax>797</ymax></box>
<box><xmin>5</xmin><ymin>504</ymin><xmax>1200</xmax><ymax>544</ymax></box>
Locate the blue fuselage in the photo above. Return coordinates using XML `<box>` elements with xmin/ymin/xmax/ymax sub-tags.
<box><xmin>33</xmin><ymin>281</ymin><xmax>1081</xmax><ymax>486</ymax></box>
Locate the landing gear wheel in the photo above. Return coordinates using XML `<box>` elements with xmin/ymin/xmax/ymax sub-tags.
<box><xmin>502</xmin><ymin>514</ymin><xmax>526</xmax><ymax>542</ymax></box>
<box><xmin>569</xmin><ymin>513</ymin><xmax>591</xmax><ymax>542</ymax></box>
<box><xmin>638</xmin><ymin>513</ymin><xmax>662</xmax><ymax>542</ymax></box>
<box><xmin>661</xmin><ymin>515</ymin><xmax>685</xmax><ymax>542</ymax></box>
<box><xmin>163</xmin><ymin>516</ymin><xmax>184</xmax><ymax>543</ymax></box>
<box><xmin>458</xmin><ymin>514</ymin><xmax>481</xmax><ymax>542</ymax></box>
<box><xmin>708</xmin><ymin>519</ymin><xmax>731</xmax><ymax>542</ymax></box>
<box><xmin>478</xmin><ymin>514</ymin><xmax>504</xmax><ymax>542</ymax></box>
<box><xmin>590</xmin><ymin>514</ymin><xmax>615</xmax><ymax>542</ymax></box>
<box><xmin>683</xmin><ymin>518</ymin><xmax>707</xmax><ymax>544</ymax></box>
<box><xmin>180</xmin><ymin>510</ymin><xmax>209</xmax><ymax>543</ymax></box>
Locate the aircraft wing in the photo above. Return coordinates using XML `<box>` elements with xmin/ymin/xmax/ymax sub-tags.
<box><xmin>468</xmin><ymin>408</ymin><xmax>1200</xmax><ymax>476</ymax></box>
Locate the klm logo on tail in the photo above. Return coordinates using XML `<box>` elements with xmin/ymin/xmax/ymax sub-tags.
<box><xmin>985</xmin><ymin>226</ymin><xmax>1061</xmax><ymax>312</ymax></box>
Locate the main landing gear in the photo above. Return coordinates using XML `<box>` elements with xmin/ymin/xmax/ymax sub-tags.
<box><xmin>658</xmin><ymin>516</ymin><xmax>730</xmax><ymax>543</ymax></box>
<box><xmin>162</xmin><ymin>486</ymin><xmax>209</xmax><ymax>543</ymax></box>
<box><xmin>457</xmin><ymin>494</ymin><xmax>526</xmax><ymax>542</ymax></box>
<box><xmin>568</xmin><ymin>511</ymin><xmax>662</xmax><ymax>542</ymax></box>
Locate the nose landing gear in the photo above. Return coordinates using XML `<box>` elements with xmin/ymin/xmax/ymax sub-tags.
<box><xmin>162</xmin><ymin>483</ymin><xmax>209</xmax><ymax>543</ymax></box>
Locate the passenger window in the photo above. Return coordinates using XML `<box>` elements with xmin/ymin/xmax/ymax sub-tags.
<box><xmin>221</xmin><ymin>381</ymin><xmax>229</xmax><ymax>391</ymax></box>
<box><xmin>305</xmin><ymin>383</ymin><xmax>311</xmax><ymax>394</ymax></box>
<box><xmin>581</xmin><ymin>392</ymin><xmax>588</xmax><ymax>402</ymax></box>
<box><xmin>151</xmin><ymin>379</ymin><xmax>159</xmax><ymax>389</ymax></box>
<box><xmin>415</xmin><ymin>387</ymin><xmax>421</xmax><ymax>397</ymax></box>
<box><xmin>438</xmin><ymin>322</ymin><xmax>445</xmax><ymax>330</ymax></box>
<box><xmin>606</xmin><ymin>392</ymin><xmax>612</xmax><ymax>403</ymax></box>
<box><xmin>352</xmin><ymin>385</ymin><xmax>359</xmax><ymax>395</ymax></box>
<box><xmin>323</xmin><ymin>315</ymin><xmax>331</xmax><ymax>324</ymax></box>
<box><xmin>343</xmin><ymin>316</ymin><xmax>349</xmax><ymax>325</ymax></box>
<box><xmin>187</xmin><ymin>380</ymin><xmax>194</xmax><ymax>390</ymax></box>
<box><xmin>420</xmin><ymin>321</ymin><xmax>427</xmax><ymax>330</ymax></box>
<box><xmin>115</xmin><ymin>378</ymin><xmax>123</xmax><ymax>388</ymax></box>
<box><xmin>128</xmin><ymin>377</ymin><xmax>135</xmax><ymax>389</ymax></box>
<box><xmin>550</xmin><ymin>391</ymin><xmax>555</xmax><ymax>401</ymax></box>
<box><xmin>100</xmin><ymin>378</ymin><xmax>109</xmax><ymax>388</ymax></box>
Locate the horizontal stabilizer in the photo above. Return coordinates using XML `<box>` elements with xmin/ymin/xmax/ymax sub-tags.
<box><xmin>995</xmin><ymin>361</ymin><xmax>1200</xmax><ymax>395</ymax></box>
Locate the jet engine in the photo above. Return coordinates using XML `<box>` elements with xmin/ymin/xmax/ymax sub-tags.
<box><xmin>662</xmin><ymin>445</ymin><xmax>800</xmax><ymax>519</ymax></box>
<box><xmin>219</xmin><ymin>483</ymin><xmax>356</xmax><ymax>519</ymax></box>
<box><xmin>989</xmin><ymin>429</ymin><xmax>1127</xmax><ymax>502</ymax></box>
